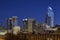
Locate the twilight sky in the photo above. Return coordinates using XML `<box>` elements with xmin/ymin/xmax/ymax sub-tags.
<box><xmin>0</xmin><ymin>0</ymin><xmax>60</xmax><ymax>27</ymax></box>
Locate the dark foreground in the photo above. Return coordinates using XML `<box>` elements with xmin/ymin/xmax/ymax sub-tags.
<box><xmin>3</xmin><ymin>32</ymin><xmax>60</xmax><ymax>40</ymax></box>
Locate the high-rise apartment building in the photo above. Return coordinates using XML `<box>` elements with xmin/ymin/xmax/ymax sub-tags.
<box><xmin>23</xmin><ymin>18</ymin><xmax>36</xmax><ymax>33</ymax></box>
<box><xmin>45</xmin><ymin>6</ymin><xmax>54</xmax><ymax>27</ymax></box>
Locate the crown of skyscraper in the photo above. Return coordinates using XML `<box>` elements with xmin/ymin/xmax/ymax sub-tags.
<box><xmin>48</xmin><ymin>6</ymin><xmax>52</xmax><ymax>10</ymax></box>
<box><xmin>12</xmin><ymin>16</ymin><xmax>17</xmax><ymax>18</ymax></box>
<box><xmin>23</xmin><ymin>18</ymin><xmax>28</xmax><ymax>21</ymax></box>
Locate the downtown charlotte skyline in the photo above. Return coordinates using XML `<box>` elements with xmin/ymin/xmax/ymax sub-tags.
<box><xmin>0</xmin><ymin>0</ymin><xmax>60</xmax><ymax>27</ymax></box>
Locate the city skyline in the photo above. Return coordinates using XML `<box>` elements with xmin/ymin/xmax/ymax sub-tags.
<box><xmin>0</xmin><ymin>0</ymin><xmax>60</xmax><ymax>27</ymax></box>
<box><xmin>0</xmin><ymin>0</ymin><xmax>60</xmax><ymax>40</ymax></box>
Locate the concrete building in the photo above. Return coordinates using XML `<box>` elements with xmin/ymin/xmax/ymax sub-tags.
<box><xmin>23</xmin><ymin>18</ymin><xmax>36</xmax><ymax>33</ymax></box>
<box><xmin>38</xmin><ymin>23</ymin><xmax>46</xmax><ymax>30</ymax></box>
<box><xmin>0</xmin><ymin>22</ymin><xmax>2</xmax><ymax>29</ymax></box>
<box><xmin>12</xmin><ymin>16</ymin><xmax>18</xmax><ymax>27</ymax></box>
<box><xmin>6</xmin><ymin>18</ymin><xmax>12</xmax><ymax>33</ymax></box>
<box><xmin>6</xmin><ymin>16</ymin><xmax>20</xmax><ymax>34</ymax></box>
<box><xmin>13</xmin><ymin>26</ymin><xmax>20</xmax><ymax>34</ymax></box>
<box><xmin>12</xmin><ymin>16</ymin><xmax>20</xmax><ymax>34</ymax></box>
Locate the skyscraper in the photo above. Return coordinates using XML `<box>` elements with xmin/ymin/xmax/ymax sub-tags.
<box><xmin>23</xmin><ymin>18</ymin><xmax>36</xmax><ymax>33</ymax></box>
<box><xmin>0</xmin><ymin>22</ymin><xmax>2</xmax><ymax>29</ymax></box>
<box><xmin>12</xmin><ymin>16</ymin><xmax>20</xmax><ymax>34</ymax></box>
<box><xmin>23</xmin><ymin>18</ymin><xmax>28</xmax><ymax>32</ymax></box>
<box><xmin>6</xmin><ymin>18</ymin><xmax>12</xmax><ymax>33</ymax></box>
<box><xmin>6</xmin><ymin>16</ymin><xmax>20</xmax><ymax>34</ymax></box>
<box><xmin>12</xmin><ymin>16</ymin><xmax>18</xmax><ymax>27</ymax></box>
<box><xmin>45</xmin><ymin>6</ymin><xmax>54</xmax><ymax>27</ymax></box>
<box><xmin>6</xmin><ymin>16</ymin><xmax>18</xmax><ymax>31</ymax></box>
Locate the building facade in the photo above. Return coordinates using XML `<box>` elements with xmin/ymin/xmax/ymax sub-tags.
<box><xmin>45</xmin><ymin>7</ymin><xmax>54</xmax><ymax>27</ymax></box>
<box><xmin>12</xmin><ymin>16</ymin><xmax>18</xmax><ymax>27</ymax></box>
<box><xmin>6</xmin><ymin>16</ymin><xmax>20</xmax><ymax>34</ymax></box>
<box><xmin>6</xmin><ymin>18</ymin><xmax>12</xmax><ymax>33</ymax></box>
<box><xmin>23</xmin><ymin>18</ymin><xmax>36</xmax><ymax>33</ymax></box>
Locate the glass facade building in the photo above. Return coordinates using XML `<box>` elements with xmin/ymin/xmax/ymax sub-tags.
<box><xmin>46</xmin><ymin>6</ymin><xmax>54</xmax><ymax>27</ymax></box>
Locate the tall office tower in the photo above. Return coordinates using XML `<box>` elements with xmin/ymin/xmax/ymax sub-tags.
<box><xmin>12</xmin><ymin>16</ymin><xmax>18</xmax><ymax>26</ymax></box>
<box><xmin>23</xmin><ymin>18</ymin><xmax>36</xmax><ymax>33</ymax></box>
<box><xmin>45</xmin><ymin>6</ymin><xmax>54</xmax><ymax>27</ymax></box>
<box><xmin>6</xmin><ymin>18</ymin><xmax>12</xmax><ymax>33</ymax></box>
<box><xmin>0</xmin><ymin>22</ymin><xmax>2</xmax><ymax>28</ymax></box>
<box><xmin>23</xmin><ymin>18</ymin><xmax>28</xmax><ymax>32</ymax></box>
<box><xmin>0</xmin><ymin>22</ymin><xmax>3</xmax><ymax>30</ymax></box>
<box><xmin>12</xmin><ymin>16</ymin><xmax>20</xmax><ymax>34</ymax></box>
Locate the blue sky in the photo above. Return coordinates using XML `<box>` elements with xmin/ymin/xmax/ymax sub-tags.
<box><xmin>0</xmin><ymin>0</ymin><xmax>60</xmax><ymax>27</ymax></box>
